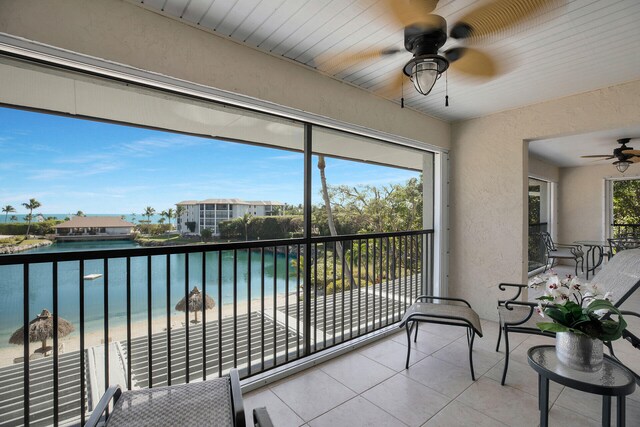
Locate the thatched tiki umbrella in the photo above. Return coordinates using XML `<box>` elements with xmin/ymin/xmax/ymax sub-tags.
<box><xmin>175</xmin><ymin>286</ymin><xmax>215</xmax><ymax>324</ymax></box>
<box><xmin>9</xmin><ymin>309</ymin><xmax>74</xmax><ymax>354</ymax></box>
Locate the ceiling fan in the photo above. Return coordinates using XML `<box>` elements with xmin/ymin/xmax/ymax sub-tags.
<box><xmin>581</xmin><ymin>138</ymin><xmax>640</xmax><ymax>173</ymax></box>
<box><xmin>320</xmin><ymin>0</ymin><xmax>564</xmax><ymax>100</ymax></box>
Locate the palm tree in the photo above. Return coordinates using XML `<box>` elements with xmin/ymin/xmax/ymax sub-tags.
<box><xmin>2</xmin><ymin>205</ymin><xmax>16</xmax><ymax>223</ymax></box>
<box><xmin>10</xmin><ymin>215</ymin><xmax>18</xmax><ymax>222</ymax></box>
<box><xmin>240</xmin><ymin>213</ymin><xmax>252</xmax><ymax>241</ymax></box>
<box><xmin>143</xmin><ymin>206</ymin><xmax>155</xmax><ymax>223</ymax></box>
<box><xmin>176</xmin><ymin>205</ymin><xmax>186</xmax><ymax>231</ymax></box>
<box><xmin>22</xmin><ymin>198</ymin><xmax>42</xmax><ymax>237</ymax></box>
<box><xmin>318</xmin><ymin>156</ymin><xmax>353</xmax><ymax>286</ymax></box>
<box><xmin>166</xmin><ymin>208</ymin><xmax>175</xmax><ymax>226</ymax></box>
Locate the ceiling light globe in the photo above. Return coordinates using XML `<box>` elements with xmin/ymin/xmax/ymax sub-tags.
<box><xmin>411</xmin><ymin>61</ymin><xmax>439</xmax><ymax>96</ymax></box>
<box><xmin>403</xmin><ymin>54</ymin><xmax>449</xmax><ymax>97</ymax></box>
<box><xmin>614</xmin><ymin>160</ymin><xmax>631</xmax><ymax>173</ymax></box>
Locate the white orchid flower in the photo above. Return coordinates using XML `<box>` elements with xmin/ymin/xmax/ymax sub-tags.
<box><xmin>567</xmin><ymin>276</ymin><xmax>581</xmax><ymax>291</ymax></box>
<box><xmin>528</xmin><ymin>275</ymin><xmax>546</xmax><ymax>288</ymax></box>
<box><xmin>553</xmin><ymin>289</ymin><xmax>571</xmax><ymax>305</ymax></box>
<box><xmin>603</xmin><ymin>291</ymin><xmax>613</xmax><ymax>301</ymax></box>
<box><xmin>545</xmin><ymin>275</ymin><xmax>560</xmax><ymax>294</ymax></box>
<box><xmin>535</xmin><ymin>302</ymin><xmax>545</xmax><ymax>318</ymax></box>
<box><xmin>585</xmin><ymin>282</ymin><xmax>602</xmax><ymax>297</ymax></box>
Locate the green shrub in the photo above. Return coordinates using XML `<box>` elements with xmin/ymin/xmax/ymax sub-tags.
<box><xmin>0</xmin><ymin>220</ymin><xmax>63</xmax><ymax>236</ymax></box>
<box><xmin>0</xmin><ymin>223</ymin><xmax>28</xmax><ymax>235</ymax></box>
<box><xmin>200</xmin><ymin>228</ymin><xmax>213</xmax><ymax>241</ymax></box>
<box><xmin>136</xmin><ymin>223</ymin><xmax>172</xmax><ymax>235</ymax></box>
<box><xmin>219</xmin><ymin>215</ymin><xmax>303</xmax><ymax>240</ymax></box>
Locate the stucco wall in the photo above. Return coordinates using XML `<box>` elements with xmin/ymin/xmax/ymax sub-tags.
<box><xmin>529</xmin><ymin>156</ymin><xmax>560</xmax><ymax>183</ymax></box>
<box><xmin>451</xmin><ymin>80</ymin><xmax>640</xmax><ymax>320</ymax></box>
<box><xmin>0</xmin><ymin>0</ymin><xmax>449</xmax><ymax>150</ymax></box>
<box><xmin>558</xmin><ymin>165</ymin><xmax>640</xmax><ymax>244</ymax></box>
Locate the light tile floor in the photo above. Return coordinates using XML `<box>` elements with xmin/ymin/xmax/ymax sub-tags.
<box><xmin>242</xmin><ymin>265</ymin><xmax>640</xmax><ymax>427</ymax></box>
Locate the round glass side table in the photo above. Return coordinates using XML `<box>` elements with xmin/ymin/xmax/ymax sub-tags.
<box><xmin>527</xmin><ymin>345</ymin><xmax>636</xmax><ymax>427</ymax></box>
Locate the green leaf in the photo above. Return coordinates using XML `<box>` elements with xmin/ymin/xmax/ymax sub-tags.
<box><xmin>537</xmin><ymin>322</ymin><xmax>570</xmax><ymax>333</ymax></box>
<box><xmin>545</xmin><ymin>307</ymin><xmax>568</xmax><ymax>324</ymax></box>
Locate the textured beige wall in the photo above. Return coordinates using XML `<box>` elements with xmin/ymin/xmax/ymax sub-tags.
<box><xmin>529</xmin><ymin>156</ymin><xmax>560</xmax><ymax>182</ymax></box>
<box><xmin>0</xmin><ymin>0</ymin><xmax>449</xmax><ymax>149</ymax></box>
<box><xmin>558</xmin><ymin>165</ymin><xmax>640</xmax><ymax>244</ymax></box>
<box><xmin>451</xmin><ymin>80</ymin><xmax>640</xmax><ymax>319</ymax></box>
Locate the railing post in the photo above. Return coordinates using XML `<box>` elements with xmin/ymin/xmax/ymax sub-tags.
<box><xmin>23</xmin><ymin>263</ymin><xmax>29</xmax><ymax>427</ymax></box>
<box><xmin>303</xmin><ymin>123</ymin><xmax>312</xmax><ymax>356</ymax></box>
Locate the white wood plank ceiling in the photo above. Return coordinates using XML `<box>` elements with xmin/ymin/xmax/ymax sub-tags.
<box><xmin>131</xmin><ymin>0</ymin><xmax>640</xmax><ymax>122</ymax></box>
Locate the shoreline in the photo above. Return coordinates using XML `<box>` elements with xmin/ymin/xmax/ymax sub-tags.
<box><xmin>0</xmin><ymin>239</ymin><xmax>52</xmax><ymax>254</ymax></box>
<box><xmin>0</xmin><ymin>293</ymin><xmax>298</xmax><ymax>367</ymax></box>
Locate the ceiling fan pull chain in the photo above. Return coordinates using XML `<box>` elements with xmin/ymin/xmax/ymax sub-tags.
<box><xmin>401</xmin><ymin>76</ymin><xmax>405</xmax><ymax>108</ymax></box>
<box><xmin>445</xmin><ymin>71</ymin><xmax>449</xmax><ymax>107</ymax></box>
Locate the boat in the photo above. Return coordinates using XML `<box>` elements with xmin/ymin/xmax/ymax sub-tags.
<box><xmin>83</xmin><ymin>273</ymin><xmax>103</xmax><ymax>280</ymax></box>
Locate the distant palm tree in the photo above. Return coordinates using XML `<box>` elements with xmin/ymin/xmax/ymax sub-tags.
<box><xmin>176</xmin><ymin>205</ymin><xmax>186</xmax><ymax>231</ymax></box>
<box><xmin>143</xmin><ymin>206</ymin><xmax>155</xmax><ymax>223</ymax></box>
<box><xmin>9</xmin><ymin>215</ymin><xmax>18</xmax><ymax>222</ymax></box>
<box><xmin>2</xmin><ymin>205</ymin><xmax>16</xmax><ymax>223</ymax></box>
<box><xmin>165</xmin><ymin>208</ymin><xmax>175</xmax><ymax>226</ymax></box>
<box><xmin>176</xmin><ymin>205</ymin><xmax>185</xmax><ymax>220</ymax></box>
<box><xmin>22</xmin><ymin>198</ymin><xmax>42</xmax><ymax>237</ymax></box>
<box><xmin>241</xmin><ymin>213</ymin><xmax>252</xmax><ymax>241</ymax></box>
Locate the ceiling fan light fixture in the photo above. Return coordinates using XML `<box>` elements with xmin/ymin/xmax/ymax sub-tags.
<box><xmin>614</xmin><ymin>160</ymin><xmax>632</xmax><ymax>173</ymax></box>
<box><xmin>403</xmin><ymin>54</ymin><xmax>449</xmax><ymax>96</ymax></box>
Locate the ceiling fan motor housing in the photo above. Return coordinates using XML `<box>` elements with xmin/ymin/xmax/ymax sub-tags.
<box><xmin>404</xmin><ymin>15</ymin><xmax>447</xmax><ymax>56</ymax></box>
<box><xmin>615</xmin><ymin>138</ymin><xmax>634</xmax><ymax>160</ymax></box>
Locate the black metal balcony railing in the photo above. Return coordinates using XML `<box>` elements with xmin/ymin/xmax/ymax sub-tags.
<box><xmin>528</xmin><ymin>223</ymin><xmax>548</xmax><ymax>272</ymax></box>
<box><xmin>611</xmin><ymin>223</ymin><xmax>640</xmax><ymax>238</ymax></box>
<box><xmin>0</xmin><ymin>229</ymin><xmax>433</xmax><ymax>427</ymax></box>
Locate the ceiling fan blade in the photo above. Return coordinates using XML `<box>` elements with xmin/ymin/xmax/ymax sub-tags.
<box><xmin>631</xmin><ymin>156</ymin><xmax>640</xmax><ymax>163</ymax></box>
<box><xmin>450</xmin><ymin>0</ymin><xmax>562</xmax><ymax>41</ymax></box>
<box><xmin>318</xmin><ymin>47</ymin><xmax>403</xmax><ymax>74</ymax></box>
<box><xmin>621</xmin><ymin>149</ymin><xmax>640</xmax><ymax>155</ymax></box>
<box><xmin>445</xmin><ymin>47</ymin><xmax>498</xmax><ymax>78</ymax></box>
<box><xmin>580</xmin><ymin>155</ymin><xmax>614</xmax><ymax>158</ymax></box>
<box><xmin>381</xmin><ymin>0</ymin><xmax>441</xmax><ymax>27</ymax></box>
<box><xmin>376</xmin><ymin>72</ymin><xmax>406</xmax><ymax>98</ymax></box>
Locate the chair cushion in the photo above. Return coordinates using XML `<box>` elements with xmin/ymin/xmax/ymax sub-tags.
<box><xmin>548</xmin><ymin>247</ymin><xmax>581</xmax><ymax>259</ymax></box>
<box><xmin>401</xmin><ymin>302</ymin><xmax>483</xmax><ymax>336</ymax></box>
<box><xmin>105</xmin><ymin>378</ymin><xmax>234</xmax><ymax>427</ymax></box>
<box><xmin>498</xmin><ymin>305</ymin><xmax>540</xmax><ymax>329</ymax></box>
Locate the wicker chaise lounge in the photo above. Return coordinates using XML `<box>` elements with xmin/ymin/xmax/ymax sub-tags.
<box><xmin>400</xmin><ymin>296</ymin><xmax>483</xmax><ymax>380</ymax></box>
<box><xmin>85</xmin><ymin>369</ymin><xmax>273</xmax><ymax>427</ymax></box>
<box><xmin>497</xmin><ymin>248</ymin><xmax>640</xmax><ymax>386</ymax></box>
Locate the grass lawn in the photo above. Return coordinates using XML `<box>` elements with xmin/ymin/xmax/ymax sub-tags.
<box><xmin>0</xmin><ymin>236</ymin><xmax>51</xmax><ymax>247</ymax></box>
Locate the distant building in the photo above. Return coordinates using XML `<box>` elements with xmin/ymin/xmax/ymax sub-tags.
<box><xmin>176</xmin><ymin>199</ymin><xmax>284</xmax><ymax>235</ymax></box>
<box><xmin>55</xmin><ymin>216</ymin><xmax>135</xmax><ymax>241</ymax></box>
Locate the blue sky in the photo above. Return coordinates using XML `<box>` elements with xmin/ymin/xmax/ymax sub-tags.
<box><xmin>0</xmin><ymin>107</ymin><xmax>419</xmax><ymax>215</ymax></box>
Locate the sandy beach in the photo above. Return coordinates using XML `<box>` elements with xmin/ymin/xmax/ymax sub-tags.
<box><xmin>0</xmin><ymin>293</ymin><xmax>299</xmax><ymax>367</ymax></box>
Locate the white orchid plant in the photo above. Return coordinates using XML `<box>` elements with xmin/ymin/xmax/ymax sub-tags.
<box><xmin>528</xmin><ymin>272</ymin><xmax>627</xmax><ymax>341</ymax></box>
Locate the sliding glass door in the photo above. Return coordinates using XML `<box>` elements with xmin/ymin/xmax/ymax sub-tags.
<box><xmin>528</xmin><ymin>177</ymin><xmax>550</xmax><ymax>272</ymax></box>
